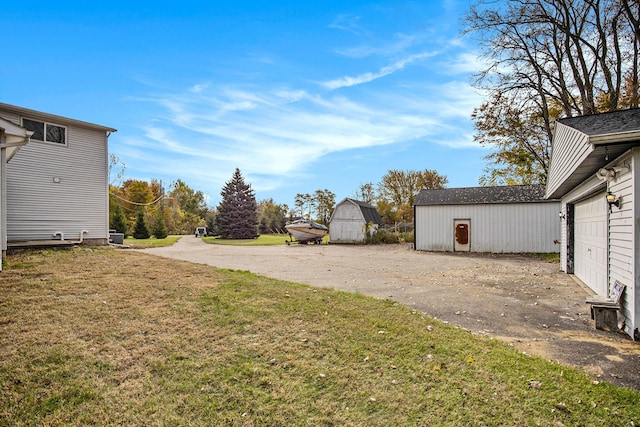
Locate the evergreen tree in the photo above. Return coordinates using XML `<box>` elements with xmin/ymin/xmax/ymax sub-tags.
<box><xmin>110</xmin><ymin>203</ymin><xmax>127</xmax><ymax>234</ymax></box>
<box><xmin>216</xmin><ymin>168</ymin><xmax>259</xmax><ymax>239</ymax></box>
<box><xmin>151</xmin><ymin>209</ymin><xmax>168</xmax><ymax>239</ymax></box>
<box><xmin>133</xmin><ymin>209</ymin><xmax>150</xmax><ymax>239</ymax></box>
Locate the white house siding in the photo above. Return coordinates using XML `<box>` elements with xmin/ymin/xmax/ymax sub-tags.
<box><xmin>607</xmin><ymin>150</ymin><xmax>636</xmax><ymax>337</ymax></box>
<box><xmin>573</xmin><ymin>192</ymin><xmax>608</xmax><ymax>295</ymax></box>
<box><xmin>560</xmin><ymin>151</ymin><xmax>636</xmax><ymax>337</ymax></box>
<box><xmin>3</xmin><ymin>110</ymin><xmax>109</xmax><ymax>244</ymax></box>
<box><xmin>330</xmin><ymin>203</ymin><xmax>365</xmax><ymax>243</ymax></box>
<box><xmin>415</xmin><ymin>202</ymin><xmax>560</xmax><ymax>253</ymax></box>
<box><xmin>559</xmin><ymin>176</ymin><xmax>607</xmax><ymax>273</ymax></box>
<box><xmin>546</xmin><ymin>123</ymin><xmax>593</xmax><ymax>197</ymax></box>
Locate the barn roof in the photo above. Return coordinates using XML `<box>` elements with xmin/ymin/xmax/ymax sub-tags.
<box><xmin>333</xmin><ymin>198</ymin><xmax>383</xmax><ymax>224</ymax></box>
<box><xmin>414</xmin><ymin>185</ymin><xmax>555</xmax><ymax>206</ymax></box>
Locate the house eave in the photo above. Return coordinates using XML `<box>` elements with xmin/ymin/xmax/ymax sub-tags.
<box><xmin>591</xmin><ymin>130</ymin><xmax>640</xmax><ymax>145</ymax></box>
<box><xmin>546</xmin><ymin>141</ymin><xmax>639</xmax><ymax>199</ymax></box>
<box><xmin>0</xmin><ymin>102</ymin><xmax>117</xmax><ymax>133</ymax></box>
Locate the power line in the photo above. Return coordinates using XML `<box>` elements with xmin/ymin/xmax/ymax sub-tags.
<box><xmin>109</xmin><ymin>192</ymin><xmax>168</xmax><ymax>206</ymax></box>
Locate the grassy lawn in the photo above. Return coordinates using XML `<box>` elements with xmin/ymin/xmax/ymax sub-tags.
<box><xmin>123</xmin><ymin>235</ymin><xmax>181</xmax><ymax>248</ymax></box>
<box><xmin>203</xmin><ymin>233</ymin><xmax>329</xmax><ymax>246</ymax></box>
<box><xmin>1</xmin><ymin>247</ymin><xmax>639</xmax><ymax>426</ymax></box>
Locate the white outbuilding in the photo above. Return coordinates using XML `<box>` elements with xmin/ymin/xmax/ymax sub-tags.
<box><xmin>414</xmin><ymin>185</ymin><xmax>560</xmax><ymax>253</ymax></box>
<box><xmin>329</xmin><ymin>198</ymin><xmax>382</xmax><ymax>244</ymax></box>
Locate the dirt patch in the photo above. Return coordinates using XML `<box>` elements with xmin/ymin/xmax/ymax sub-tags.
<box><xmin>139</xmin><ymin>237</ymin><xmax>640</xmax><ymax>389</ymax></box>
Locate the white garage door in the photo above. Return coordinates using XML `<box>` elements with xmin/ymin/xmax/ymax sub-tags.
<box><xmin>573</xmin><ymin>192</ymin><xmax>608</xmax><ymax>295</ymax></box>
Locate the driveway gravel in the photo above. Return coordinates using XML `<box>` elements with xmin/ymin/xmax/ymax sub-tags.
<box><xmin>138</xmin><ymin>236</ymin><xmax>640</xmax><ymax>390</ymax></box>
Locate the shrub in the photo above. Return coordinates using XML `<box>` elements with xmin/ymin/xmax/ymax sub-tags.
<box><xmin>374</xmin><ymin>229</ymin><xmax>401</xmax><ymax>244</ymax></box>
<box><xmin>133</xmin><ymin>210</ymin><xmax>150</xmax><ymax>239</ymax></box>
<box><xmin>110</xmin><ymin>204</ymin><xmax>127</xmax><ymax>234</ymax></box>
<box><xmin>151</xmin><ymin>210</ymin><xmax>168</xmax><ymax>239</ymax></box>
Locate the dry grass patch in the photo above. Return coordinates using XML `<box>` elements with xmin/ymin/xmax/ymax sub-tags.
<box><xmin>1</xmin><ymin>247</ymin><xmax>639</xmax><ymax>426</ymax></box>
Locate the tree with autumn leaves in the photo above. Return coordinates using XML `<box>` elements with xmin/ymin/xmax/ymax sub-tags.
<box><xmin>355</xmin><ymin>169</ymin><xmax>448</xmax><ymax>224</ymax></box>
<box><xmin>465</xmin><ymin>0</ymin><xmax>639</xmax><ymax>185</ymax></box>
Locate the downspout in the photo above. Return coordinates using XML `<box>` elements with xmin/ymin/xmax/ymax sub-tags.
<box><xmin>0</xmin><ymin>141</ymin><xmax>6</xmax><ymax>271</ymax></box>
<box><xmin>77</xmin><ymin>230</ymin><xmax>89</xmax><ymax>244</ymax></box>
<box><xmin>413</xmin><ymin>203</ymin><xmax>416</xmax><ymax>250</ymax></box>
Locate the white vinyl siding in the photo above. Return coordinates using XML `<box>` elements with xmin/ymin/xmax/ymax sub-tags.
<box><xmin>606</xmin><ymin>151</ymin><xmax>636</xmax><ymax>336</ymax></box>
<box><xmin>546</xmin><ymin>123</ymin><xmax>593</xmax><ymax>198</ymax></box>
<box><xmin>4</xmin><ymin>111</ymin><xmax>109</xmax><ymax>243</ymax></box>
<box><xmin>573</xmin><ymin>192</ymin><xmax>608</xmax><ymax>295</ymax></box>
<box><xmin>330</xmin><ymin>201</ymin><xmax>365</xmax><ymax>243</ymax></box>
<box><xmin>561</xmin><ymin>151</ymin><xmax>636</xmax><ymax>338</ymax></box>
<box><xmin>415</xmin><ymin>202</ymin><xmax>561</xmax><ymax>253</ymax></box>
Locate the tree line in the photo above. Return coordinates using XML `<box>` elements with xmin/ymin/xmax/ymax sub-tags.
<box><xmin>109</xmin><ymin>157</ymin><xmax>448</xmax><ymax>239</ymax></box>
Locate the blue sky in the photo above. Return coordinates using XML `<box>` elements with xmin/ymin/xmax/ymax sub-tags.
<box><xmin>1</xmin><ymin>1</ymin><xmax>489</xmax><ymax>208</ymax></box>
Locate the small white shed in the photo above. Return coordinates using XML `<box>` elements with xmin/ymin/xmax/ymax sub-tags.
<box><xmin>414</xmin><ymin>185</ymin><xmax>560</xmax><ymax>253</ymax></box>
<box><xmin>546</xmin><ymin>108</ymin><xmax>640</xmax><ymax>340</ymax></box>
<box><xmin>329</xmin><ymin>198</ymin><xmax>382</xmax><ymax>244</ymax></box>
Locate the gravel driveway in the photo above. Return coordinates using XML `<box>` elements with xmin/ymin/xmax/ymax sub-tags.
<box><xmin>139</xmin><ymin>236</ymin><xmax>640</xmax><ymax>389</ymax></box>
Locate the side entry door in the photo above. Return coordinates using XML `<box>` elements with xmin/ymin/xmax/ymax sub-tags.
<box><xmin>454</xmin><ymin>219</ymin><xmax>471</xmax><ymax>252</ymax></box>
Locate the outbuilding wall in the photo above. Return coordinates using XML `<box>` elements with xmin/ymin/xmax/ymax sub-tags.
<box><xmin>415</xmin><ymin>202</ymin><xmax>561</xmax><ymax>253</ymax></box>
<box><xmin>330</xmin><ymin>202</ymin><xmax>366</xmax><ymax>243</ymax></box>
<box><xmin>1</xmin><ymin>108</ymin><xmax>110</xmax><ymax>245</ymax></box>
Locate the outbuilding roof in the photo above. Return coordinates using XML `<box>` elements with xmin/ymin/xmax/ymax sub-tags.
<box><xmin>332</xmin><ymin>198</ymin><xmax>383</xmax><ymax>224</ymax></box>
<box><xmin>414</xmin><ymin>185</ymin><xmax>553</xmax><ymax>206</ymax></box>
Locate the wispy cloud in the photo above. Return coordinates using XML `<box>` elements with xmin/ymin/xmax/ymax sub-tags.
<box><xmin>328</xmin><ymin>14</ymin><xmax>370</xmax><ymax>37</ymax></box>
<box><xmin>322</xmin><ymin>51</ymin><xmax>436</xmax><ymax>90</ymax></box>
<box><xmin>189</xmin><ymin>83</ymin><xmax>210</xmax><ymax>93</ymax></box>
<box><xmin>333</xmin><ymin>33</ymin><xmax>419</xmax><ymax>58</ymax></box>
<box><xmin>118</xmin><ymin>18</ymin><xmax>483</xmax><ymax>201</ymax></box>
<box><xmin>121</xmin><ymin>68</ymin><xmax>479</xmax><ymax>197</ymax></box>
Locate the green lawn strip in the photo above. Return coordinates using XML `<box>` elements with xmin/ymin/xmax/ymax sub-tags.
<box><xmin>1</xmin><ymin>249</ymin><xmax>638</xmax><ymax>426</ymax></box>
<box><xmin>203</xmin><ymin>233</ymin><xmax>328</xmax><ymax>246</ymax></box>
<box><xmin>124</xmin><ymin>235</ymin><xmax>181</xmax><ymax>248</ymax></box>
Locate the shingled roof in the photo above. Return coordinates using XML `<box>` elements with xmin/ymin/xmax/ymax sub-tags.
<box><xmin>414</xmin><ymin>185</ymin><xmax>555</xmax><ymax>206</ymax></box>
<box><xmin>557</xmin><ymin>108</ymin><xmax>640</xmax><ymax>137</ymax></box>
<box><xmin>335</xmin><ymin>198</ymin><xmax>383</xmax><ymax>224</ymax></box>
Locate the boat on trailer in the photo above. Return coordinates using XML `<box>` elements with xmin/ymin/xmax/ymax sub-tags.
<box><xmin>285</xmin><ymin>219</ymin><xmax>328</xmax><ymax>245</ymax></box>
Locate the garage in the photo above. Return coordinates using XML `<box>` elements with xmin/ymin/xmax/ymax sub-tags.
<box><xmin>573</xmin><ymin>192</ymin><xmax>608</xmax><ymax>295</ymax></box>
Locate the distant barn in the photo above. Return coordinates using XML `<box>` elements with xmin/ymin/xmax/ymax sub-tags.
<box><xmin>414</xmin><ymin>185</ymin><xmax>560</xmax><ymax>253</ymax></box>
<box><xmin>329</xmin><ymin>198</ymin><xmax>382</xmax><ymax>244</ymax></box>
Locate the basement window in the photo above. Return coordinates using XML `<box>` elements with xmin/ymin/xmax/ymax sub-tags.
<box><xmin>22</xmin><ymin>118</ymin><xmax>67</xmax><ymax>146</ymax></box>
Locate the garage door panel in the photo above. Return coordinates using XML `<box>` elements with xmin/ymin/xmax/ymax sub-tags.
<box><xmin>573</xmin><ymin>193</ymin><xmax>607</xmax><ymax>295</ymax></box>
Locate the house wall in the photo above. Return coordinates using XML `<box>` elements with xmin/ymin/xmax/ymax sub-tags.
<box><xmin>559</xmin><ymin>176</ymin><xmax>607</xmax><ymax>272</ymax></box>
<box><xmin>414</xmin><ymin>202</ymin><xmax>561</xmax><ymax>253</ymax></box>
<box><xmin>546</xmin><ymin>123</ymin><xmax>593</xmax><ymax>197</ymax></box>
<box><xmin>559</xmin><ymin>150</ymin><xmax>637</xmax><ymax>338</ymax></box>
<box><xmin>330</xmin><ymin>202</ymin><xmax>365</xmax><ymax>243</ymax></box>
<box><xmin>2</xmin><ymin>109</ymin><xmax>109</xmax><ymax>244</ymax></box>
<box><xmin>634</xmin><ymin>149</ymin><xmax>640</xmax><ymax>339</ymax></box>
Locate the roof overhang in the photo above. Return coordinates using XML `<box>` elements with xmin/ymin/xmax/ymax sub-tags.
<box><xmin>0</xmin><ymin>117</ymin><xmax>32</xmax><ymax>161</ymax></box>
<box><xmin>0</xmin><ymin>102</ymin><xmax>117</xmax><ymax>134</ymax></box>
<box><xmin>546</xmin><ymin>141</ymin><xmax>638</xmax><ymax>199</ymax></box>
<box><xmin>591</xmin><ymin>130</ymin><xmax>640</xmax><ymax>145</ymax></box>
